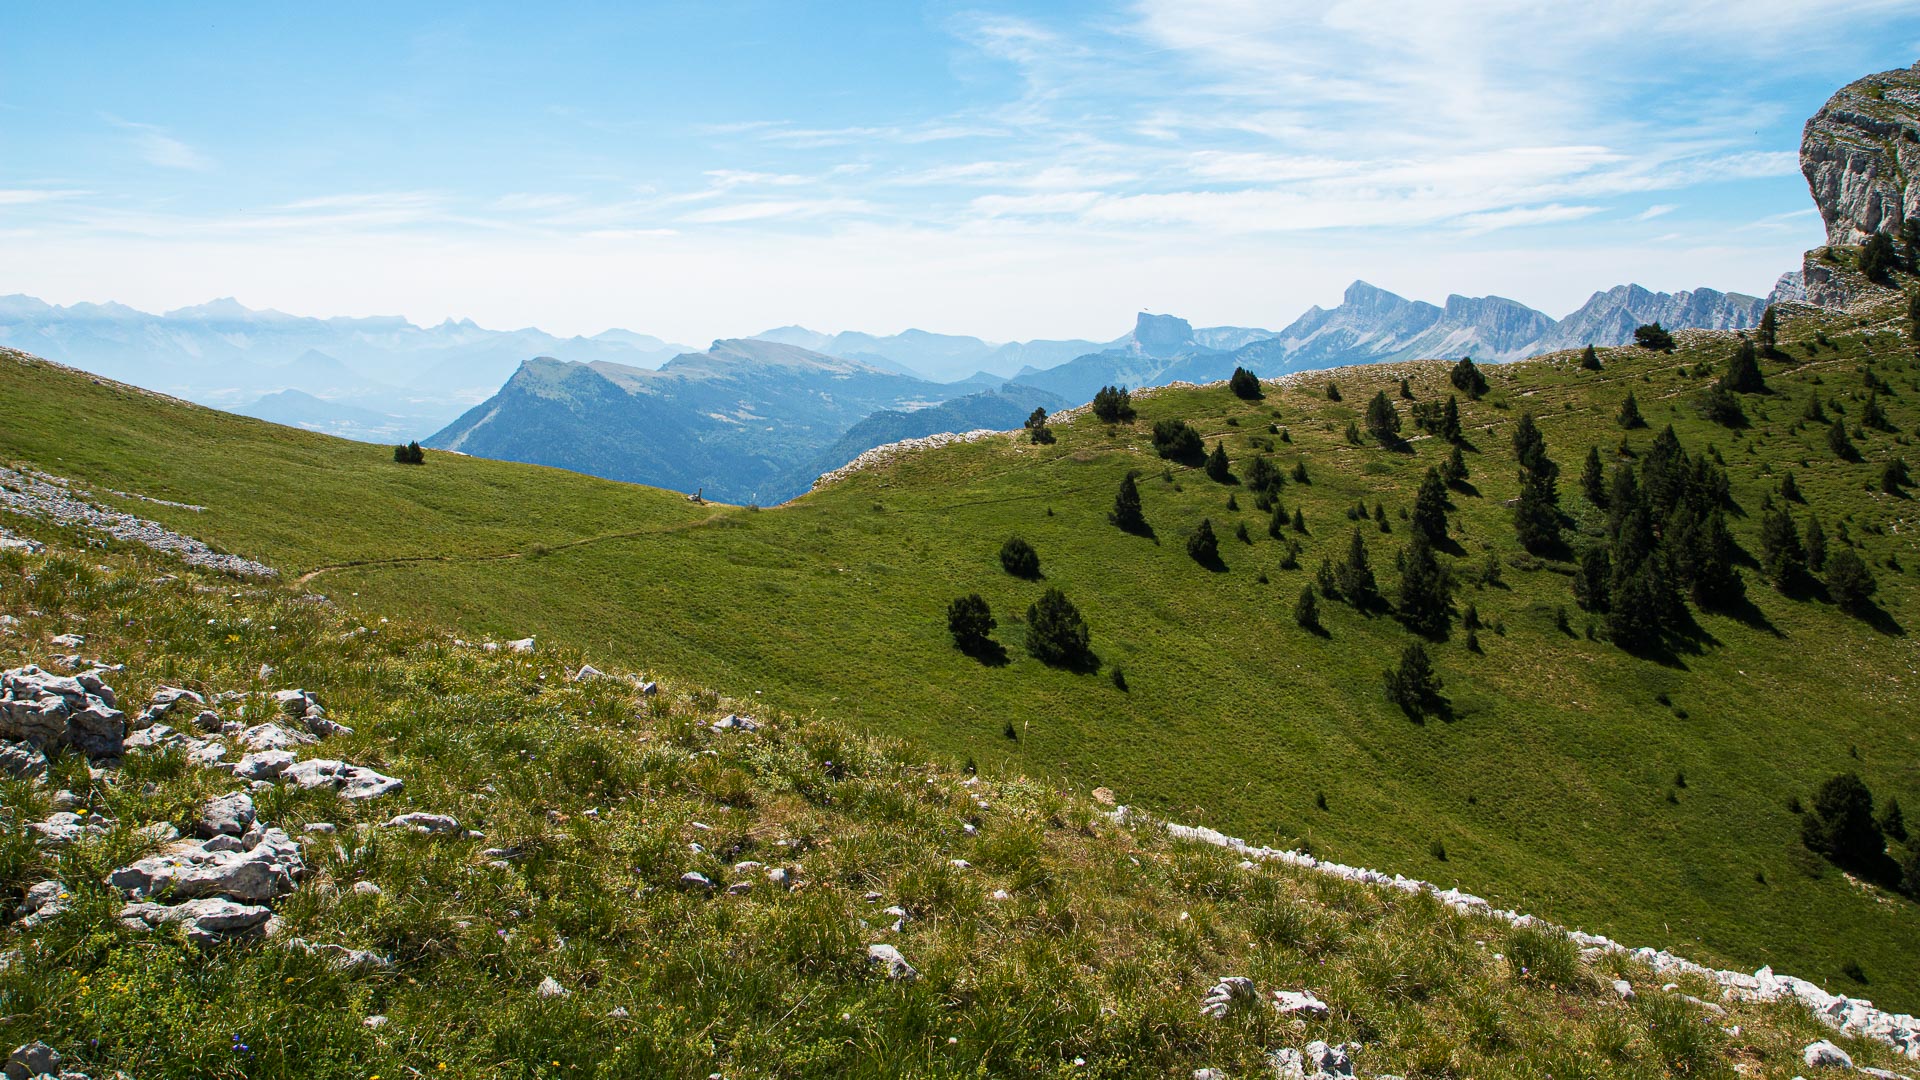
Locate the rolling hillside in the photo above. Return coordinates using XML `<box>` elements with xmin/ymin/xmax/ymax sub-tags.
<box><xmin>3</xmin><ymin>279</ymin><xmax>1917</xmax><ymax>1009</ymax></box>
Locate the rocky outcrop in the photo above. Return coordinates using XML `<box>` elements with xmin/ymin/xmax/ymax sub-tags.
<box><xmin>0</xmin><ymin>465</ymin><xmax>275</xmax><ymax>578</ymax></box>
<box><xmin>0</xmin><ymin>665</ymin><xmax>125</xmax><ymax>759</ymax></box>
<box><xmin>1802</xmin><ymin>63</ymin><xmax>1920</xmax><ymax>247</ymax></box>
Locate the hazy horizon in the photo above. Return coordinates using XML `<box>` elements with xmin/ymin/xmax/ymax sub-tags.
<box><xmin>6</xmin><ymin>3</ymin><xmax>1920</xmax><ymax>344</ymax></box>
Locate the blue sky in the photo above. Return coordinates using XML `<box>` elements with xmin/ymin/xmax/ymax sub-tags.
<box><xmin>4</xmin><ymin>2</ymin><xmax>1919</xmax><ymax>343</ymax></box>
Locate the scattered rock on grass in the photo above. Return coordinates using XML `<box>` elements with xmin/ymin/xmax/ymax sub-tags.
<box><xmin>867</xmin><ymin>943</ymin><xmax>918</xmax><ymax>982</ymax></box>
<box><xmin>1201</xmin><ymin>976</ymin><xmax>1259</xmax><ymax>1019</ymax></box>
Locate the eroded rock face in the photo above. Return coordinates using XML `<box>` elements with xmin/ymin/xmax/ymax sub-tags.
<box><xmin>1802</xmin><ymin>64</ymin><xmax>1920</xmax><ymax>248</ymax></box>
<box><xmin>0</xmin><ymin>665</ymin><xmax>125</xmax><ymax>758</ymax></box>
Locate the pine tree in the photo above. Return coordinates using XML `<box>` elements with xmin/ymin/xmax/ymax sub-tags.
<box><xmin>1760</xmin><ymin>502</ymin><xmax>1807</xmax><ymax>588</ymax></box>
<box><xmin>1719</xmin><ymin>339</ymin><xmax>1766</xmax><ymax>393</ymax></box>
<box><xmin>1399</xmin><ymin>376</ymin><xmax>1414</xmax><ymax>399</ymax></box>
<box><xmin>1325</xmin><ymin>382</ymin><xmax>1342</xmax><ymax>402</ymax></box>
<box><xmin>1268</xmin><ymin>501</ymin><xmax>1288</xmax><ymax>540</ymax></box>
<box><xmin>1513</xmin><ymin>470</ymin><xmax>1560</xmax><ymax>553</ymax></box>
<box><xmin>1441</xmin><ymin>394</ymin><xmax>1462</xmax><ymax>443</ymax></box>
<box><xmin>1383</xmin><ymin>641</ymin><xmax>1443</xmax><ymax>718</ymax></box>
<box><xmin>1336</xmin><ymin>527</ymin><xmax>1378</xmax><ymax>607</ymax></box>
<box><xmin>1374</xmin><ymin>501</ymin><xmax>1390</xmax><ymax>533</ymax></box>
<box><xmin>1091</xmin><ymin>385</ymin><xmax>1136</xmax><ymax>423</ymax></box>
<box><xmin>1902</xmin><ymin>216</ymin><xmax>1920</xmax><ymax>273</ymax></box>
<box><xmin>1412</xmin><ymin>467</ymin><xmax>1449</xmax><ymax>545</ymax></box>
<box><xmin>1229</xmin><ymin>366</ymin><xmax>1263</xmax><ymax>399</ymax></box>
<box><xmin>1574</xmin><ymin>544</ymin><xmax>1610</xmax><ymax>612</ymax></box>
<box><xmin>1617</xmin><ymin>391</ymin><xmax>1646</xmax><ymax>429</ymax></box>
<box><xmin>1698</xmin><ymin>385</ymin><xmax>1747</xmax><ymax>427</ymax></box>
<box><xmin>1291</xmin><ymin>459</ymin><xmax>1310</xmax><ymax>484</ymax></box>
<box><xmin>1449</xmin><ymin>357</ymin><xmax>1489</xmax><ymax>400</ymax></box>
<box><xmin>1292</xmin><ymin>507</ymin><xmax>1307</xmax><ymax>533</ymax></box>
<box><xmin>1859</xmin><ymin>231</ymin><xmax>1897</xmax><ymax>284</ymax></box>
<box><xmin>1880</xmin><ymin>796</ymin><xmax>1908</xmax><ymax>843</ymax></box>
<box><xmin>1686</xmin><ymin>506</ymin><xmax>1743</xmax><ymax>607</ymax></box>
<box><xmin>1779</xmin><ymin>470</ymin><xmax>1802</xmax><ymax>503</ymax></box>
<box><xmin>1365</xmin><ymin>391</ymin><xmax>1402</xmax><ymax>446</ymax></box>
<box><xmin>1607</xmin><ymin>551</ymin><xmax>1671</xmax><ymax>652</ymax></box>
<box><xmin>1109</xmin><ymin>471</ymin><xmax>1148</xmax><ymax>534</ymax></box>
<box><xmin>1511</xmin><ymin>411</ymin><xmax>1556</xmax><ymax>487</ymax></box>
<box><xmin>1864</xmin><ymin>391</ymin><xmax>1891</xmax><ymax>432</ymax></box>
<box><xmin>1885</xmin><ymin>456</ymin><xmax>1912</xmax><ymax>494</ymax></box>
<box><xmin>1206</xmin><ymin>441</ymin><xmax>1232</xmax><ymax>482</ymax></box>
<box><xmin>1580</xmin><ymin>344</ymin><xmax>1601</xmax><ymax>370</ymax></box>
<box><xmin>1633</xmin><ymin>322</ymin><xmax>1675</xmax><ymax>351</ymax></box>
<box><xmin>1187</xmin><ymin>518</ymin><xmax>1220</xmax><ymax>565</ymax></box>
<box><xmin>1580</xmin><ymin>445</ymin><xmax>1606</xmax><ymax>507</ymax></box>
<box><xmin>1315</xmin><ymin>557</ymin><xmax>1338</xmax><ymax>598</ymax></box>
<box><xmin>1395</xmin><ymin>532</ymin><xmax>1453</xmax><ymax>637</ymax></box>
<box><xmin>1294</xmin><ymin>585</ymin><xmax>1320</xmax><ymax>631</ymax></box>
<box><xmin>1024</xmin><ymin>406</ymin><xmax>1054</xmax><ymax>444</ymax></box>
<box><xmin>1025</xmin><ymin>588</ymin><xmax>1092</xmax><ymax>668</ymax></box>
<box><xmin>1826</xmin><ymin>549</ymin><xmax>1878</xmax><ymax>612</ymax></box>
<box><xmin>1153</xmin><ymin>419</ymin><xmax>1203</xmax><ymax>460</ymax></box>
<box><xmin>1442</xmin><ymin>445</ymin><xmax>1469</xmax><ymax>488</ymax></box>
<box><xmin>946</xmin><ymin>594</ymin><xmax>996</xmax><ymax>652</ymax></box>
<box><xmin>1758</xmin><ymin>305</ymin><xmax>1779</xmax><ymax>355</ymax></box>
<box><xmin>1802</xmin><ymin>394</ymin><xmax>1827</xmax><ymax>423</ymax></box>
<box><xmin>1801</xmin><ymin>773</ymin><xmax>1884</xmax><ymax>869</ymax></box>
<box><xmin>999</xmin><ymin>535</ymin><xmax>1040</xmax><ymax>579</ymax></box>
<box><xmin>1828</xmin><ymin>416</ymin><xmax>1859</xmax><ymax>461</ymax></box>
<box><xmin>1804</xmin><ymin>513</ymin><xmax>1827</xmax><ymax>572</ymax></box>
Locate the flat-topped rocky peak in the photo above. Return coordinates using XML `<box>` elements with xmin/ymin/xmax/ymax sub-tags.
<box><xmin>1801</xmin><ymin>61</ymin><xmax>1920</xmax><ymax>247</ymax></box>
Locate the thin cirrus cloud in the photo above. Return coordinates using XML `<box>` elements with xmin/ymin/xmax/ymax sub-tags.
<box><xmin>106</xmin><ymin>118</ymin><xmax>212</xmax><ymax>171</ymax></box>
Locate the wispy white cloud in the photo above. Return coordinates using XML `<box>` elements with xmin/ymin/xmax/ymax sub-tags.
<box><xmin>1636</xmin><ymin>204</ymin><xmax>1679</xmax><ymax>221</ymax></box>
<box><xmin>0</xmin><ymin>189</ymin><xmax>89</xmax><ymax>206</ymax></box>
<box><xmin>107</xmin><ymin>118</ymin><xmax>212</xmax><ymax>171</ymax></box>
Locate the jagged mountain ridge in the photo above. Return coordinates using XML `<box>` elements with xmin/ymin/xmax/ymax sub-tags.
<box><xmin>1011</xmin><ymin>282</ymin><xmax>1766</xmax><ymax>406</ymax></box>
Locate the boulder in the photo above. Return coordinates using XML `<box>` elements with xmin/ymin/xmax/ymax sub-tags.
<box><xmin>27</xmin><ymin>811</ymin><xmax>109</xmax><ymax>846</ymax></box>
<box><xmin>4</xmin><ymin>1042</ymin><xmax>61</xmax><ymax>1080</ymax></box>
<box><xmin>384</xmin><ymin>813</ymin><xmax>460</xmax><ymax>836</ymax></box>
<box><xmin>0</xmin><ymin>740</ymin><xmax>47</xmax><ymax>780</ymax></box>
<box><xmin>238</xmin><ymin>723</ymin><xmax>314</xmax><ymax>752</ymax></box>
<box><xmin>133</xmin><ymin>686</ymin><xmax>205</xmax><ymax>730</ymax></box>
<box><xmin>110</xmin><ymin>827</ymin><xmax>305</xmax><ymax>903</ymax></box>
<box><xmin>0</xmin><ymin>665</ymin><xmax>126</xmax><ymax>758</ymax></box>
<box><xmin>712</xmin><ymin>714</ymin><xmax>758</xmax><ymax>732</ymax></box>
<box><xmin>1273</xmin><ymin>989</ymin><xmax>1330</xmax><ymax>1018</ymax></box>
<box><xmin>536</xmin><ymin>976</ymin><xmax>569</xmax><ymax>999</ymax></box>
<box><xmin>14</xmin><ymin>880</ymin><xmax>69</xmax><ymax>929</ymax></box>
<box><xmin>866</xmin><ymin>942</ymin><xmax>918</xmax><ymax>982</ymax></box>
<box><xmin>280</xmin><ymin>759</ymin><xmax>402</xmax><ymax>800</ymax></box>
<box><xmin>232</xmin><ymin>750</ymin><xmax>297</xmax><ymax>781</ymax></box>
<box><xmin>1804</xmin><ymin>1040</ymin><xmax>1854</xmax><ymax>1069</ymax></box>
<box><xmin>119</xmin><ymin>896</ymin><xmax>273</xmax><ymax>945</ymax></box>
<box><xmin>197</xmin><ymin>792</ymin><xmax>256</xmax><ymax>838</ymax></box>
<box><xmin>1201</xmin><ymin>976</ymin><xmax>1259</xmax><ymax>1019</ymax></box>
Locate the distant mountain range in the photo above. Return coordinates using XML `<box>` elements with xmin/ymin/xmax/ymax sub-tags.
<box><xmin>427</xmin><ymin>339</ymin><xmax>1065</xmax><ymax>504</ymax></box>
<box><xmin>1014</xmin><ymin>282</ymin><xmax>1768</xmax><ymax>406</ymax></box>
<box><xmin>5</xmin><ymin>278</ymin><xmax>1770</xmax><ymax>502</ymax></box>
<box><xmin>0</xmin><ymin>295</ymin><xmax>697</xmax><ymax>442</ymax></box>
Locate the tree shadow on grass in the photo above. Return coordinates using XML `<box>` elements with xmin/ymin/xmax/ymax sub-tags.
<box><xmin>958</xmin><ymin>639</ymin><xmax>1010</xmax><ymax>667</ymax></box>
<box><xmin>1846</xmin><ymin>599</ymin><xmax>1906</xmax><ymax>637</ymax></box>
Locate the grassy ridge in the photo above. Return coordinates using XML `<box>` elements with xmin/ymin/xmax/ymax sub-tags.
<box><xmin>1</xmin><ymin>539</ymin><xmax>1912</xmax><ymax>1078</ymax></box>
<box><xmin>2</xmin><ymin>298</ymin><xmax>1918</xmax><ymax>1008</ymax></box>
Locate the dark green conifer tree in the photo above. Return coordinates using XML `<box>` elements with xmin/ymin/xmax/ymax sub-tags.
<box><xmin>1580</xmin><ymin>445</ymin><xmax>1606</xmax><ymax>507</ymax></box>
<box><xmin>1395</xmin><ymin>532</ymin><xmax>1453</xmax><ymax>638</ymax></box>
<box><xmin>1229</xmin><ymin>366</ymin><xmax>1262</xmax><ymax>399</ymax></box>
<box><xmin>1760</xmin><ymin>502</ymin><xmax>1807</xmax><ymax>588</ymax></box>
<box><xmin>1187</xmin><ymin>518</ymin><xmax>1220</xmax><ymax>565</ymax></box>
<box><xmin>1441</xmin><ymin>394</ymin><xmax>1463</xmax><ymax>443</ymax></box>
<box><xmin>1336</xmin><ymin>527</ymin><xmax>1378</xmax><ymax>607</ymax></box>
<box><xmin>1618</xmin><ymin>391</ymin><xmax>1646</xmax><ymax>429</ymax></box>
<box><xmin>1109</xmin><ymin>470</ymin><xmax>1148</xmax><ymax>534</ymax></box>
<box><xmin>1804</xmin><ymin>513</ymin><xmax>1827</xmax><ymax>572</ymax></box>
<box><xmin>1574</xmin><ymin>544</ymin><xmax>1610</xmax><ymax>612</ymax></box>
<box><xmin>1580</xmin><ymin>344</ymin><xmax>1601</xmax><ymax>370</ymax></box>
<box><xmin>1205</xmin><ymin>441</ymin><xmax>1232</xmax><ymax>482</ymax></box>
<box><xmin>1365</xmin><ymin>390</ymin><xmax>1402</xmax><ymax>446</ymax></box>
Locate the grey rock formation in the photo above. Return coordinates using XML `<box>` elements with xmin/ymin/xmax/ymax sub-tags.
<box><xmin>1200</xmin><ymin>975</ymin><xmax>1259</xmax><ymax>1019</ymax></box>
<box><xmin>1533</xmin><ymin>285</ymin><xmax>1765</xmax><ymax>355</ymax></box>
<box><xmin>384</xmin><ymin>812</ymin><xmax>460</xmax><ymax>836</ymax></box>
<box><xmin>1801</xmin><ymin>64</ymin><xmax>1920</xmax><ymax>247</ymax></box>
<box><xmin>110</xmin><ymin>827</ymin><xmax>305</xmax><ymax>903</ymax></box>
<box><xmin>280</xmin><ymin>758</ymin><xmax>402</xmax><ymax>800</ymax></box>
<box><xmin>1768</xmin><ymin>271</ymin><xmax>1808</xmax><ymax>307</ymax></box>
<box><xmin>197</xmin><ymin>792</ymin><xmax>256</xmax><ymax>838</ymax></box>
<box><xmin>0</xmin><ymin>665</ymin><xmax>126</xmax><ymax>758</ymax></box>
<box><xmin>14</xmin><ymin>881</ymin><xmax>68</xmax><ymax>929</ymax></box>
<box><xmin>866</xmin><ymin>942</ymin><xmax>919</xmax><ymax>982</ymax></box>
<box><xmin>0</xmin><ymin>465</ymin><xmax>275</xmax><ymax>578</ymax></box>
<box><xmin>119</xmin><ymin>896</ymin><xmax>273</xmax><ymax>946</ymax></box>
<box><xmin>1803</xmin><ymin>1038</ymin><xmax>1853</xmax><ymax>1069</ymax></box>
<box><xmin>4</xmin><ymin>1042</ymin><xmax>61</xmax><ymax>1080</ymax></box>
<box><xmin>0</xmin><ymin>740</ymin><xmax>48</xmax><ymax>779</ymax></box>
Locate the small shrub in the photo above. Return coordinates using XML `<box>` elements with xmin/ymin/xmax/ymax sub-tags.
<box><xmin>998</xmin><ymin>535</ymin><xmax>1041</xmax><ymax>579</ymax></box>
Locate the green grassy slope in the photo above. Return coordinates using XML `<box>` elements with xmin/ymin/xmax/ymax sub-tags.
<box><xmin>3</xmin><ymin>539</ymin><xmax>1910</xmax><ymax>1078</ymax></box>
<box><xmin>3</xmin><ymin>296</ymin><xmax>1918</xmax><ymax>1008</ymax></box>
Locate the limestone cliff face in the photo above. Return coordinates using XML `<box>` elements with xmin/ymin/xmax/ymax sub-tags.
<box><xmin>1801</xmin><ymin>62</ymin><xmax>1920</xmax><ymax>247</ymax></box>
<box><xmin>1797</xmin><ymin>61</ymin><xmax>1920</xmax><ymax>306</ymax></box>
